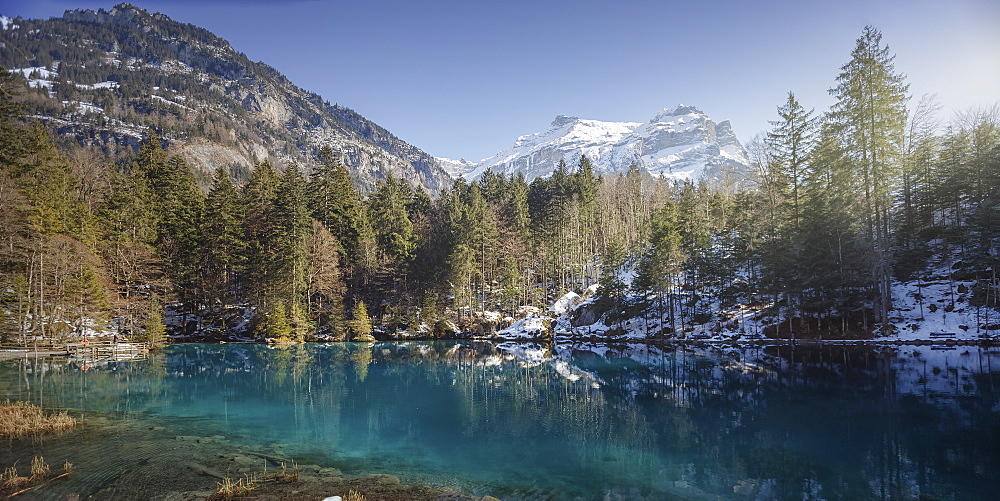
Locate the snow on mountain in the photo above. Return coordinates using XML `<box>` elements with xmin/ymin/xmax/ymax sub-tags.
<box><xmin>435</xmin><ymin>157</ymin><xmax>478</xmax><ymax>178</ymax></box>
<box><xmin>459</xmin><ymin>105</ymin><xmax>753</xmax><ymax>185</ymax></box>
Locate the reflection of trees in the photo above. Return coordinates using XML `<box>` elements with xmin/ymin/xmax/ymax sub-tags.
<box><xmin>558</xmin><ymin>343</ymin><xmax>1000</xmax><ymax>500</ymax></box>
<box><xmin>0</xmin><ymin>343</ymin><xmax>997</xmax><ymax>499</ymax></box>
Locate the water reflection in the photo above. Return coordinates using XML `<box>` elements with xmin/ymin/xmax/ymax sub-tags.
<box><xmin>1</xmin><ymin>342</ymin><xmax>998</xmax><ymax>500</ymax></box>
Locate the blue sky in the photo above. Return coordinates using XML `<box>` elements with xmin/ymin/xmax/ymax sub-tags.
<box><xmin>3</xmin><ymin>0</ymin><xmax>999</xmax><ymax>161</ymax></box>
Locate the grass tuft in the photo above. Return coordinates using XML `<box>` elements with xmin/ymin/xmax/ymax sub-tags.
<box><xmin>29</xmin><ymin>456</ymin><xmax>50</xmax><ymax>480</ymax></box>
<box><xmin>1</xmin><ymin>462</ymin><xmax>30</xmax><ymax>490</ymax></box>
<box><xmin>211</xmin><ymin>473</ymin><xmax>259</xmax><ymax>500</ymax></box>
<box><xmin>0</xmin><ymin>401</ymin><xmax>77</xmax><ymax>438</ymax></box>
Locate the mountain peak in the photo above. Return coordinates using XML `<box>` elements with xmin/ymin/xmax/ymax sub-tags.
<box><xmin>649</xmin><ymin>104</ymin><xmax>704</xmax><ymax>123</ymax></box>
<box><xmin>457</xmin><ymin>105</ymin><xmax>753</xmax><ymax>186</ymax></box>
<box><xmin>550</xmin><ymin>115</ymin><xmax>580</xmax><ymax>128</ymax></box>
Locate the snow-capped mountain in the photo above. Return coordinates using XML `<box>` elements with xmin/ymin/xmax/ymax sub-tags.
<box><xmin>453</xmin><ymin>105</ymin><xmax>752</xmax><ymax>184</ymax></box>
<box><xmin>434</xmin><ymin>157</ymin><xmax>478</xmax><ymax>178</ymax></box>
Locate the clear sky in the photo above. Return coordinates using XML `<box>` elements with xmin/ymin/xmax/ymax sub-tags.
<box><xmin>3</xmin><ymin>0</ymin><xmax>999</xmax><ymax>162</ymax></box>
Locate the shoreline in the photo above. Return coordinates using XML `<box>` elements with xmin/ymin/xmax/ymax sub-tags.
<box><xmin>2</xmin><ymin>335</ymin><xmax>996</xmax><ymax>360</ymax></box>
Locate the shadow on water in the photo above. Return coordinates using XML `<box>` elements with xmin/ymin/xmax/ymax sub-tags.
<box><xmin>1</xmin><ymin>342</ymin><xmax>999</xmax><ymax>499</ymax></box>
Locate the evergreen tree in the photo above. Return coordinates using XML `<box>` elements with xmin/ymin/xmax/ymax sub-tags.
<box><xmin>764</xmin><ymin>92</ymin><xmax>818</xmax><ymax>320</ymax></box>
<box><xmin>158</xmin><ymin>155</ymin><xmax>204</xmax><ymax>307</ymax></box>
<box><xmin>0</xmin><ymin>66</ymin><xmax>27</xmax><ymax>168</ymax></box>
<box><xmin>242</xmin><ymin>160</ymin><xmax>279</xmax><ymax>309</ymax></box>
<box><xmin>349</xmin><ymin>300</ymin><xmax>374</xmax><ymax>342</ymax></box>
<box><xmin>308</xmin><ymin>146</ymin><xmax>371</xmax><ymax>269</ymax></box>
<box><xmin>369</xmin><ymin>175</ymin><xmax>417</xmax><ymax>270</ymax></box>
<box><xmin>200</xmin><ymin>166</ymin><xmax>245</xmax><ymax>304</ymax></box>
<box><xmin>271</xmin><ymin>164</ymin><xmax>311</xmax><ymax>317</ymax></box>
<box><xmin>594</xmin><ymin>239</ymin><xmax>628</xmax><ymax>324</ymax></box>
<box><xmin>635</xmin><ymin>201</ymin><xmax>684</xmax><ymax>334</ymax></box>
<box><xmin>768</xmin><ymin>91</ymin><xmax>817</xmax><ymax>233</ymax></box>
<box><xmin>829</xmin><ymin>25</ymin><xmax>909</xmax><ymax>326</ymax></box>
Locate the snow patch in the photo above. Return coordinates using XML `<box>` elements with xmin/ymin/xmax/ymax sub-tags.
<box><xmin>551</xmin><ymin>291</ymin><xmax>581</xmax><ymax>315</ymax></box>
<box><xmin>497</xmin><ymin>316</ymin><xmax>550</xmax><ymax>339</ymax></box>
<box><xmin>76</xmin><ymin>81</ymin><xmax>119</xmax><ymax>90</ymax></box>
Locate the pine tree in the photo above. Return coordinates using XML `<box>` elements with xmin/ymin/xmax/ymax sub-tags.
<box><xmin>828</xmin><ymin>25</ymin><xmax>909</xmax><ymax>326</ymax></box>
<box><xmin>764</xmin><ymin>92</ymin><xmax>818</xmax><ymax>321</ymax></box>
<box><xmin>201</xmin><ymin>166</ymin><xmax>245</xmax><ymax>304</ymax></box>
<box><xmin>0</xmin><ymin>66</ymin><xmax>27</xmax><ymax>168</ymax></box>
<box><xmin>271</xmin><ymin>164</ymin><xmax>311</xmax><ymax>318</ymax></box>
<box><xmin>635</xmin><ymin>201</ymin><xmax>684</xmax><ymax>335</ymax></box>
<box><xmin>308</xmin><ymin>146</ymin><xmax>370</xmax><ymax>268</ymax></box>
<box><xmin>768</xmin><ymin>91</ymin><xmax>817</xmax><ymax>233</ymax></box>
<box><xmin>242</xmin><ymin>161</ymin><xmax>279</xmax><ymax>309</ymax></box>
<box><xmin>369</xmin><ymin>175</ymin><xmax>417</xmax><ymax>270</ymax></box>
<box><xmin>594</xmin><ymin>239</ymin><xmax>628</xmax><ymax>324</ymax></box>
<box><xmin>158</xmin><ymin>155</ymin><xmax>204</xmax><ymax>310</ymax></box>
<box><xmin>138</xmin><ymin>294</ymin><xmax>167</xmax><ymax>349</ymax></box>
<box><xmin>349</xmin><ymin>300</ymin><xmax>374</xmax><ymax>342</ymax></box>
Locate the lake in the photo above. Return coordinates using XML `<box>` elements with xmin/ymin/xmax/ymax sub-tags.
<box><xmin>2</xmin><ymin>342</ymin><xmax>998</xmax><ymax>499</ymax></box>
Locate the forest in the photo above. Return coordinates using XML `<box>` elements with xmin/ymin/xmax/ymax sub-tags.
<box><xmin>0</xmin><ymin>26</ymin><xmax>998</xmax><ymax>345</ymax></box>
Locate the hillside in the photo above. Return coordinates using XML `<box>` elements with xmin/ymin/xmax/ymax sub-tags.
<box><xmin>0</xmin><ymin>4</ymin><xmax>451</xmax><ymax>192</ymax></box>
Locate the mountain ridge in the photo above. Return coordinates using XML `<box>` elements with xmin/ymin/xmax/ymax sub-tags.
<box><xmin>0</xmin><ymin>3</ymin><xmax>452</xmax><ymax>192</ymax></box>
<box><xmin>445</xmin><ymin>104</ymin><xmax>753</xmax><ymax>185</ymax></box>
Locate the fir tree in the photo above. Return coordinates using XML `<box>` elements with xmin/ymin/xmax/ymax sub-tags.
<box><xmin>349</xmin><ymin>300</ymin><xmax>374</xmax><ymax>342</ymax></box>
<box><xmin>829</xmin><ymin>25</ymin><xmax>910</xmax><ymax>326</ymax></box>
<box><xmin>201</xmin><ymin>166</ymin><xmax>245</xmax><ymax>304</ymax></box>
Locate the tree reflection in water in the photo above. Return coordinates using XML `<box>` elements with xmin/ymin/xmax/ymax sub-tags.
<box><xmin>0</xmin><ymin>342</ymin><xmax>997</xmax><ymax>499</ymax></box>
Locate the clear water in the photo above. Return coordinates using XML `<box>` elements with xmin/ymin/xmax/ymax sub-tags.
<box><xmin>2</xmin><ymin>342</ymin><xmax>999</xmax><ymax>500</ymax></box>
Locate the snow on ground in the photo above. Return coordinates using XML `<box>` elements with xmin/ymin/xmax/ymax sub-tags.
<box><xmin>75</xmin><ymin>81</ymin><xmax>119</xmax><ymax>90</ymax></box>
<box><xmin>9</xmin><ymin>67</ymin><xmax>55</xmax><ymax>80</ymax></box>
<box><xmin>62</xmin><ymin>100</ymin><xmax>103</xmax><ymax>114</ymax></box>
<box><xmin>151</xmin><ymin>94</ymin><xmax>194</xmax><ymax>111</ymax></box>
<box><xmin>881</xmin><ymin>276</ymin><xmax>992</xmax><ymax>341</ymax></box>
<box><xmin>551</xmin><ymin>291</ymin><xmax>581</xmax><ymax>314</ymax></box>
<box><xmin>496</xmin><ymin>315</ymin><xmax>550</xmax><ymax>339</ymax></box>
<box><xmin>494</xmin><ymin>257</ymin><xmax>996</xmax><ymax>344</ymax></box>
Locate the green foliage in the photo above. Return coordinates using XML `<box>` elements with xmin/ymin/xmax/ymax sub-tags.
<box><xmin>368</xmin><ymin>175</ymin><xmax>417</xmax><ymax>269</ymax></box>
<box><xmin>260</xmin><ymin>302</ymin><xmax>293</xmax><ymax>340</ymax></box>
<box><xmin>349</xmin><ymin>301</ymin><xmax>374</xmax><ymax>342</ymax></box>
<box><xmin>137</xmin><ymin>295</ymin><xmax>167</xmax><ymax>348</ymax></box>
<box><xmin>201</xmin><ymin>167</ymin><xmax>245</xmax><ymax>303</ymax></box>
<box><xmin>594</xmin><ymin>239</ymin><xmax>629</xmax><ymax>322</ymax></box>
<box><xmin>2</xmin><ymin>24</ymin><xmax>998</xmax><ymax>345</ymax></box>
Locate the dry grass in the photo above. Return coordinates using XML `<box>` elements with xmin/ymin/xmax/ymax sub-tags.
<box><xmin>0</xmin><ymin>401</ymin><xmax>77</xmax><ymax>438</ymax></box>
<box><xmin>212</xmin><ymin>473</ymin><xmax>260</xmax><ymax>500</ymax></box>
<box><xmin>29</xmin><ymin>456</ymin><xmax>50</xmax><ymax>480</ymax></box>
<box><xmin>2</xmin><ymin>456</ymin><xmax>67</xmax><ymax>493</ymax></box>
<box><xmin>209</xmin><ymin>460</ymin><xmax>302</xmax><ymax>500</ymax></box>
<box><xmin>273</xmin><ymin>461</ymin><xmax>298</xmax><ymax>482</ymax></box>
<box><xmin>1</xmin><ymin>463</ymin><xmax>30</xmax><ymax>490</ymax></box>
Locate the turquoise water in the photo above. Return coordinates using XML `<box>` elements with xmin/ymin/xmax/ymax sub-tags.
<box><xmin>2</xmin><ymin>342</ymin><xmax>999</xmax><ymax>499</ymax></box>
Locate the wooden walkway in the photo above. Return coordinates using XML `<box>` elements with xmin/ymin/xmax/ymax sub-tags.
<box><xmin>0</xmin><ymin>340</ymin><xmax>150</xmax><ymax>361</ymax></box>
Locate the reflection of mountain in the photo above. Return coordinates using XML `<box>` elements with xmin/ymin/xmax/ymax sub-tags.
<box><xmin>1</xmin><ymin>342</ymin><xmax>997</xmax><ymax>500</ymax></box>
